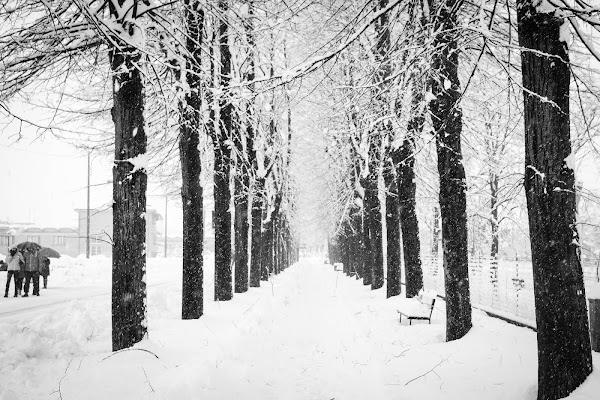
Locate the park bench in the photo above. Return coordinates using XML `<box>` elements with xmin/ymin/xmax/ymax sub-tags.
<box><xmin>333</xmin><ymin>262</ymin><xmax>343</xmax><ymax>271</ymax></box>
<box><xmin>397</xmin><ymin>290</ymin><xmax>437</xmax><ymax>325</ymax></box>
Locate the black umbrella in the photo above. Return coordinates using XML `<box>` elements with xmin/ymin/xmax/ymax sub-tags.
<box><xmin>16</xmin><ymin>242</ymin><xmax>42</xmax><ymax>251</ymax></box>
<box><xmin>39</xmin><ymin>247</ymin><xmax>61</xmax><ymax>258</ymax></box>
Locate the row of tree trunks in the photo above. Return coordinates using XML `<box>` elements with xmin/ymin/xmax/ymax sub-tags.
<box><xmin>329</xmin><ymin>215</ymin><xmax>362</xmax><ymax>279</ymax></box>
<box><xmin>517</xmin><ymin>2</ymin><xmax>593</xmax><ymax>399</ymax></box>
<box><xmin>180</xmin><ymin>0</ymin><xmax>205</xmax><ymax>320</ymax></box>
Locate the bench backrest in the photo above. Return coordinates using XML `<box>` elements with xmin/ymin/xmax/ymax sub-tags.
<box><xmin>418</xmin><ymin>290</ymin><xmax>437</xmax><ymax>318</ymax></box>
<box><xmin>417</xmin><ymin>290</ymin><xmax>436</xmax><ymax>305</ymax></box>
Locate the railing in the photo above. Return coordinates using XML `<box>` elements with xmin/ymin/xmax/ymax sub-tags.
<box><xmin>421</xmin><ymin>255</ymin><xmax>600</xmax><ymax>328</ymax></box>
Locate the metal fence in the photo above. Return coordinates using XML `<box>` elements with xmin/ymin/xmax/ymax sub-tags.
<box><xmin>421</xmin><ymin>255</ymin><xmax>600</xmax><ymax>327</ymax></box>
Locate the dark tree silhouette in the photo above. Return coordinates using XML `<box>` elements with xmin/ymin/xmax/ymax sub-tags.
<box><xmin>110</xmin><ymin>41</ymin><xmax>148</xmax><ymax>351</ymax></box>
<box><xmin>518</xmin><ymin>2</ymin><xmax>593</xmax><ymax>398</ymax></box>
<box><xmin>180</xmin><ymin>0</ymin><xmax>205</xmax><ymax>320</ymax></box>
<box><xmin>428</xmin><ymin>0</ymin><xmax>472</xmax><ymax>341</ymax></box>
<box><xmin>213</xmin><ymin>0</ymin><xmax>233</xmax><ymax>301</ymax></box>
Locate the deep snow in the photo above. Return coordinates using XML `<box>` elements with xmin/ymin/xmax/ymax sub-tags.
<box><xmin>0</xmin><ymin>256</ymin><xmax>598</xmax><ymax>400</ymax></box>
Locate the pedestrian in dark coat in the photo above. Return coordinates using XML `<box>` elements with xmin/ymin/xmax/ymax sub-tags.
<box><xmin>22</xmin><ymin>247</ymin><xmax>41</xmax><ymax>297</ymax></box>
<box><xmin>4</xmin><ymin>247</ymin><xmax>24</xmax><ymax>297</ymax></box>
<box><xmin>41</xmin><ymin>257</ymin><xmax>50</xmax><ymax>289</ymax></box>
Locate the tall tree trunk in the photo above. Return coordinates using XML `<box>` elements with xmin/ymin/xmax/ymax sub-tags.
<box><xmin>244</xmin><ymin>0</ymin><xmax>260</xmax><ymax>288</ymax></box>
<box><xmin>250</xmin><ymin>178</ymin><xmax>263</xmax><ymax>287</ymax></box>
<box><xmin>179</xmin><ymin>1</ymin><xmax>204</xmax><ymax>320</ymax></box>
<box><xmin>489</xmin><ymin>172</ymin><xmax>499</xmax><ymax>259</ymax></box>
<box><xmin>353</xmin><ymin>212</ymin><xmax>364</xmax><ymax>279</ymax></box>
<box><xmin>214</xmin><ymin>0</ymin><xmax>233</xmax><ymax>301</ymax></box>
<box><xmin>369</xmin><ymin>0</ymin><xmax>389</xmax><ymax>291</ymax></box>
<box><xmin>385</xmin><ymin>153</ymin><xmax>401</xmax><ymax>298</ymax></box>
<box><xmin>379</xmin><ymin>0</ymin><xmax>401</xmax><ymax>298</ymax></box>
<box><xmin>429</xmin><ymin>0</ymin><xmax>472</xmax><ymax>341</ymax></box>
<box><xmin>110</xmin><ymin>44</ymin><xmax>147</xmax><ymax>351</ymax></box>
<box><xmin>233</xmin><ymin>0</ymin><xmax>257</xmax><ymax>293</ymax></box>
<box><xmin>273</xmin><ymin>210</ymin><xmax>280</xmax><ymax>275</ymax></box>
<box><xmin>234</xmin><ymin>149</ymin><xmax>249</xmax><ymax>292</ymax></box>
<box><xmin>400</xmin><ymin>85</ymin><xmax>424</xmax><ymax>297</ymax></box>
<box><xmin>517</xmin><ymin>3</ymin><xmax>593</xmax><ymax>399</ymax></box>
<box><xmin>361</xmin><ymin>176</ymin><xmax>373</xmax><ymax>286</ymax></box>
<box><xmin>261</xmin><ymin>211</ymin><xmax>273</xmax><ymax>280</ymax></box>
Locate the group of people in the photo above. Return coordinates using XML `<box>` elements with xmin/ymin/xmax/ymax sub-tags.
<box><xmin>4</xmin><ymin>246</ymin><xmax>50</xmax><ymax>298</ymax></box>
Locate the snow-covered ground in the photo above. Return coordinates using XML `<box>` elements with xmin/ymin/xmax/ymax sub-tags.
<box><xmin>0</xmin><ymin>256</ymin><xmax>598</xmax><ymax>400</ymax></box>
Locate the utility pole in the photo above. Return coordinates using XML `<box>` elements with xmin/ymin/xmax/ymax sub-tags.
<box><xmin>164</xmin><ymin>194</ymin><xmax>168</xmax><ymax>257</ymax></box>
<box><xmin>86</xmin><ymin>152</ymin><xmax>91</xmax><ymax>259</ymax></box>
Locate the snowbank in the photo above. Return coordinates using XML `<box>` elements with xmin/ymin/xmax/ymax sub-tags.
<box><xmin>0</xmin><ymin>257</ymin><xmax>598</xmax><ymax>400</ymax></box>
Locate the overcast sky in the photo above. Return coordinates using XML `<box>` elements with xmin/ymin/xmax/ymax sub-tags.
<box><xmin>0</xmin><ymin>133</ymin><xmax>183</xmax><ymax>237</ymax></box>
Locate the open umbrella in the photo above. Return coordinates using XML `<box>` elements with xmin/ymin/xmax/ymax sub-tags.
<box><xmin>39</xmin><ymin>247</ymin><xmax>61</xmax><ymax>259</ymax></box>
<box><xmin>16</xmin><ymin>241</ymin><xmax>42</xmax><ymax>251</ymax></box>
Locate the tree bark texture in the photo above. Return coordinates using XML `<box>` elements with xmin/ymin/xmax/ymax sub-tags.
<box><xmin>214</xmin><ymin>0</ymin><xmax>233</xmax><ymax>301</ymax></box>
<box><xmin>384</xmin><ymin>155</ymin><xmax>401</xmax><ymax>298</ymax></box>
<box><xmin>400</xmin><ymin>99</ymin><xmax>424</xmax><ymax>297</ymax></box>
<box><xmin>353</xmin><ymin>212</ymin><xmax>364</xmax><ymax>279</ymax></box>
<box><xmin>110</xmin><ymin>45</ymin><xmax>147</xmax><ymax>351</ymax></box>
<box><xmin>369</xmin><ymin>0</ymin><xmax>389</xmax><ymax>291</ymax></box>
<box><xmin>261</xmin><ymin>212</ymin><xmax>273</xmax><ymax>280</ymax></box>
<box><xmin>245</xmin><ymin>0</ymin><xmax>259</xmax><ymax>289</ymax></box>
<box><xmin>361</xmin><ymin>176</ymin><xmax>373</xmax><ymax>286</ymax></box>
<box><xmin>179</xmin><ymin>1</ymin><xmax>204</xmax><ymax>320</ymax></box>
<box><xmin>517</xmin><ymin>3</ymin><xmax>593</xmax><ymax>399</ymax></box>
<box><xmin>429</xmin><ymin>0</ymin><xmax>472</xmax><ymax>341</ymax></box>
<box><xmin>366</xmin><ymin>135</ymin><xmax>384</xmax><ymax>290</ymax></box>
<box><xmin>234</xmin><ymin>166</ymin><xmax>249</xmax><ymax>293</ymax></box>
<box><xmin>249</xmin><ymin>178</ymin><xmax>263</xmax><ymax>287</ymax></box>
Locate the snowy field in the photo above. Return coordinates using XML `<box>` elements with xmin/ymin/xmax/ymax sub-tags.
<box><xmin>0</xmin><ymin>256</ymin><xmax>599</xmax><ymax>400</ymax></box>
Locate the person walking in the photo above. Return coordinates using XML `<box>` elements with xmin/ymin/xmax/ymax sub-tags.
<box><xmin>22</xmin><ymin>247</ymin><xmax>41</xmax><ymax>297</ymax></box>
<box><xmin>41</xmin><ymin>257</ymin><xmax>50</xmax><ymax>289</ymax></box>
<box><xmin>4</xmin><ymin>247</ymin><xmax>24</xmax><ymax>297</ymax></box>
<box><xmin>17</xmin><ymin>255</ymin><xmax>25</xmax><ymax>296</ymax></box>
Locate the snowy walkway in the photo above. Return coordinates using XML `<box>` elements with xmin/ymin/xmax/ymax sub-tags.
<box><xmin>1</xmin><ymin>257</ymin><xmax>598</xmax><ymax>400</ymax></box>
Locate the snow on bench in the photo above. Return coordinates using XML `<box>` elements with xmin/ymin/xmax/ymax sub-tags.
<box><xmin>333</xmin><ymin>262</ymin><xmax>343</xmax><ymax>271</ymax></box>
<box><xmin>397</xmin><ymin>289</ymin><xmax>437</xmax><ymax>325</ymax></box>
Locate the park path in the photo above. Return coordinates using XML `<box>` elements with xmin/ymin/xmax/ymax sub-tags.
<box><xmin>212</xmin><ymin>259</ymin><xmax>390</xmax><ymax>400</ymax></box>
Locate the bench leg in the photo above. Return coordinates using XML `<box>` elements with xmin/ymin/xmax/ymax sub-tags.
<box><xmin>409</xmin><ymin>319</ymin><xmax>412</xmax><ymax>326</ymax></box>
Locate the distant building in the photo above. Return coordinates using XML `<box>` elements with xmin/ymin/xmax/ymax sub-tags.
<box><xmin>74</xmin><ymin>208</ymin><xmax>162</xmax><ymax>257</ymax></box>
<box><xmin>1</xmin><ymin>222</ymin><xmax>79</xmax><ymax>257</ymax></box>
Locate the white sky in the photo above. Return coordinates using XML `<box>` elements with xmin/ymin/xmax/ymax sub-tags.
<box><xmin>0</xmin><ymin>134</ymin><xmax>183</xmax><ymax>237</ymax></box>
